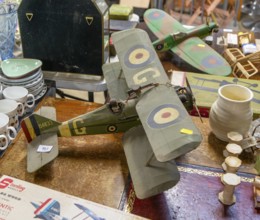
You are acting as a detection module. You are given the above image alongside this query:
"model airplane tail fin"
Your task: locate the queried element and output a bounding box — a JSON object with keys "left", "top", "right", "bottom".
{"left": 21, "top": 114, "right": 61, "bottom": 142}
{"left": 33, "top": 198, "right": 61, "bottom": 217}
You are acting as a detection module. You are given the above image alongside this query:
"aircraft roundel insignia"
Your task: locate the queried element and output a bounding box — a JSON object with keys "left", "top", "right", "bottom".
{"left": 107, "top": 125, "right": 117, "bottom": 132}
{"left": 155, "top": 44, "right": 163, "bottom": 51}
{"left": 146, "top": 10, "right": 165, "bottom": 20}
{"left": 201, "top": 55, "right": 224, "bottom": 68}
{"left": 147, "top": 104, "right": 184, "bottom": 129}
{"left": 124, "top": 45, "right": 155, "bottom": 68}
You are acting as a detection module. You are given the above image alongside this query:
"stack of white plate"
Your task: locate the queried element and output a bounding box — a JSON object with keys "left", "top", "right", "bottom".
{"left": 0, "top": 58, "right": 47, "bottom": 101}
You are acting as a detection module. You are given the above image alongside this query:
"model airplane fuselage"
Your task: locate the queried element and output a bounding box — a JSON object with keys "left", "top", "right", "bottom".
{"left": 153, "top": 22, "right": 218, "bottom": 52}
{"left": 23, "top": 99, "right": 140, "bottom": 140}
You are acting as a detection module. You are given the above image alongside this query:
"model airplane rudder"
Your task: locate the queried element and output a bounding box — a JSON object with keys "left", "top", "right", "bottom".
{"left": 21, "top": 114, "right": 61, "bottom": 142}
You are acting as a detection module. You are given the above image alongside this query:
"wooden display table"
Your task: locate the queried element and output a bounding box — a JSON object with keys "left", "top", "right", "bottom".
{"left": 0, "top": 96, "right": 258, "bottom": 219}
{"left": 0, "top": 97, "right": 129, "bottom": 209}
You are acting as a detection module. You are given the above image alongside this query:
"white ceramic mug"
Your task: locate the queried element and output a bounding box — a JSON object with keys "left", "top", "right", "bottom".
{"left": 0, "top": 99, "right": 24, "bottom": 129}
{"left": 0, "top": 113, "right": 17, "bottom": 150}
{"left": 3, "top": 86, "right": 35, "bottom": 114}
{"left": 0, "top": 84, "right": 3, "bottom": 100}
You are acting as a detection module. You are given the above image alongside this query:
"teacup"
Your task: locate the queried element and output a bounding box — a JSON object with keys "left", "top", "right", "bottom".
{"left": 0, "top": 84, "right": 3, "bottom": 100}
{"left": 3, "top": 86, "right": 35, "bottom": 114}
{"left": 0, "top": 113, "right": 17, "bottom": 150}
{"left": 0, "top": 99, "right": 24, "bottom": 129}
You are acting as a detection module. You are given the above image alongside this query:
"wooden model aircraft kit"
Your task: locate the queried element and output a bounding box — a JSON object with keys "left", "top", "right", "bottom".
{"left": 21, "top": 28, "right": 203, "bottom": 199}
{"left": 143, "top": 9, "right": 232, "bottom": 76}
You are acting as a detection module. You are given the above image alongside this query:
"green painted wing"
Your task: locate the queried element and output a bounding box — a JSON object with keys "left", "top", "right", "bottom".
{"left": 171, "top": 37, "right": 231, "bottom": 76}
{"left": 144, "top": 8, "right": 188, "bottom": 38}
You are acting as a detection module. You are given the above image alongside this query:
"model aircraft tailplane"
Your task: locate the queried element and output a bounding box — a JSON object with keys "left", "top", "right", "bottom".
{"left": 21, "top": 113, "right": 61, "bottom": 143}
{"left": 24, "top": 107, "right": 59, "bottom": 173}
{"left": 33, "top": 198, "right": 61, "bottom": 217}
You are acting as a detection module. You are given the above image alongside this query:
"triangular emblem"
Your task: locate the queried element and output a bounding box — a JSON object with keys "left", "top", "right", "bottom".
{"left": 85, "top": 16, "right": 93, "bottom": 25}
{"left": 26, "top": 13, "right": 33, "bottom": 21}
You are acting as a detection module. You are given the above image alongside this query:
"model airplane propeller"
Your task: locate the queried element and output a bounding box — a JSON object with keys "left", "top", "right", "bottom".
{"left": 21, "top": 28, "right": 202, "bottom": 199}
{"left": 144, "top": 9, "right": 232, "bottom": 76}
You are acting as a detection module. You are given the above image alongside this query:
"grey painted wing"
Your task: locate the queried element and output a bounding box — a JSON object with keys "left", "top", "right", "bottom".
{"left": 123, "top": 125, "right": 180, "bottom": 199}
{"left": 102, "top": 62, "right": 129, "bottom": 101}
{"left": 111, "top": 28, "right": 168, "bottom": 89}
{"left": 136, "top": 85, "right": 202, "bottom": 162}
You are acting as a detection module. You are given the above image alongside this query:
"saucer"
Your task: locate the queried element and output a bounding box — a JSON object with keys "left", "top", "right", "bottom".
{"left": 1, "top": 58, "right": 42, "bottom": 79}
{"left": 0, "top": 68, "right": 42, "bottom": 84}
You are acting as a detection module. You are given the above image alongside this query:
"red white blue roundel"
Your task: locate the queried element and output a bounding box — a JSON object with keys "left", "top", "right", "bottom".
{"left": 146, "top": 10, "right": 165, "bottom": 20}
{"left": 124, "top": 44, "right": 155, "bottom": 69}
{"left": 147, "top": 104, "right": 184, "bottom": 129}
{"left": 107, "top": 125, "right": 117, "bottom": 132}
{"left": 201, "top": 55, "right": 224, "bottom": 68}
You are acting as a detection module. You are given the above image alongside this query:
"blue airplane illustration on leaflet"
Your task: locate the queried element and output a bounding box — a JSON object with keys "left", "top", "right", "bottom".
{"left": 31, "top": 198, "right": 105, "bottom": 220}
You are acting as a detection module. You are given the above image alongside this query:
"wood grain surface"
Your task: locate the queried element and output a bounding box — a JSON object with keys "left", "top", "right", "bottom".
{"left": 0, "top": 97, "right": 129, "bottom": 209}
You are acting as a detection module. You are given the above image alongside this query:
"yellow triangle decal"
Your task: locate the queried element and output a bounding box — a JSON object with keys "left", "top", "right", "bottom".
{"left": 85, "top": 16, "right": 93, "bottom": 25}
{"left": 26, "top": 13, "right": 33, "bottom": 21}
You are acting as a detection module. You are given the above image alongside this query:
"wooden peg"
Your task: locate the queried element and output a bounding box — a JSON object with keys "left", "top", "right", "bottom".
{"left": 223, "top": 143, "right": 243, "bottom": 158}
{"left": 227, "top": 131, "right": 243, "bottom": 144}
{"left": 253, "top": 176, "right": 260, "bottom": 208}
{"left": 222, "top": 156, "right": 242, "bottom": 173}
{"left": 219, "top": 173, "right": 241, "bottom": 205}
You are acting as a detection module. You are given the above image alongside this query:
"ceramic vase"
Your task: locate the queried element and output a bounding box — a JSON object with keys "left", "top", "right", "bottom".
{"left": 209, "top": 84, "right": 253, "bottom": 142}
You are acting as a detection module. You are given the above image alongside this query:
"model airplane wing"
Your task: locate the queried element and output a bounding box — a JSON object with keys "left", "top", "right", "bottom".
{"left": 136, "top": 85, "right": 202, "bottom": 162}
{"left": 170, "top": 37, "right": 231, "bottom": 76}
{"left": 102, "top": 62, "right": 129, "bottom": 101}
{"left": 123, "top": 126, "right": 180, "bottom": 199}
{"left": 144, "top": 8, "right": 188, "bottom": 38}
{"left": 144, "top": 9, "right": 231, "bottom": 76}
{"left": 111, "top": 28, "right": 169, "bottom": 89}
{"left": 112, "top": 29, "right": 202, "bottom": 162}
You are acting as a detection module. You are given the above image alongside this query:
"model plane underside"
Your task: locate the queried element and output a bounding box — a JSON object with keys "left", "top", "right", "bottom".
{"left": 144, "top": 9, "right": 231, "bottom": 76}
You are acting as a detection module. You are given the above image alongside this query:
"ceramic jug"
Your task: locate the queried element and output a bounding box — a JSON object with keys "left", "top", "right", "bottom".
{"left": 209, "top": 84, "right": 253, "bottom": 142}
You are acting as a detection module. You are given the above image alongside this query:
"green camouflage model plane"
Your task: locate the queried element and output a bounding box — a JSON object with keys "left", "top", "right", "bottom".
{"left": 21, "top": 28, "right": 202, "bottom": 199}
{"left": 144, "top": 9, "right": 232, "bottom": 76}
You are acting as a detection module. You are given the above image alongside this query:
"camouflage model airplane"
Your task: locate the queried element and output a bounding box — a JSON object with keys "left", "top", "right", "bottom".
{"left": 21, "top": 28, "right": 202, "bottom": 199}
{"left": 144, "top": 9, "right": 232, "bottom": 76}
